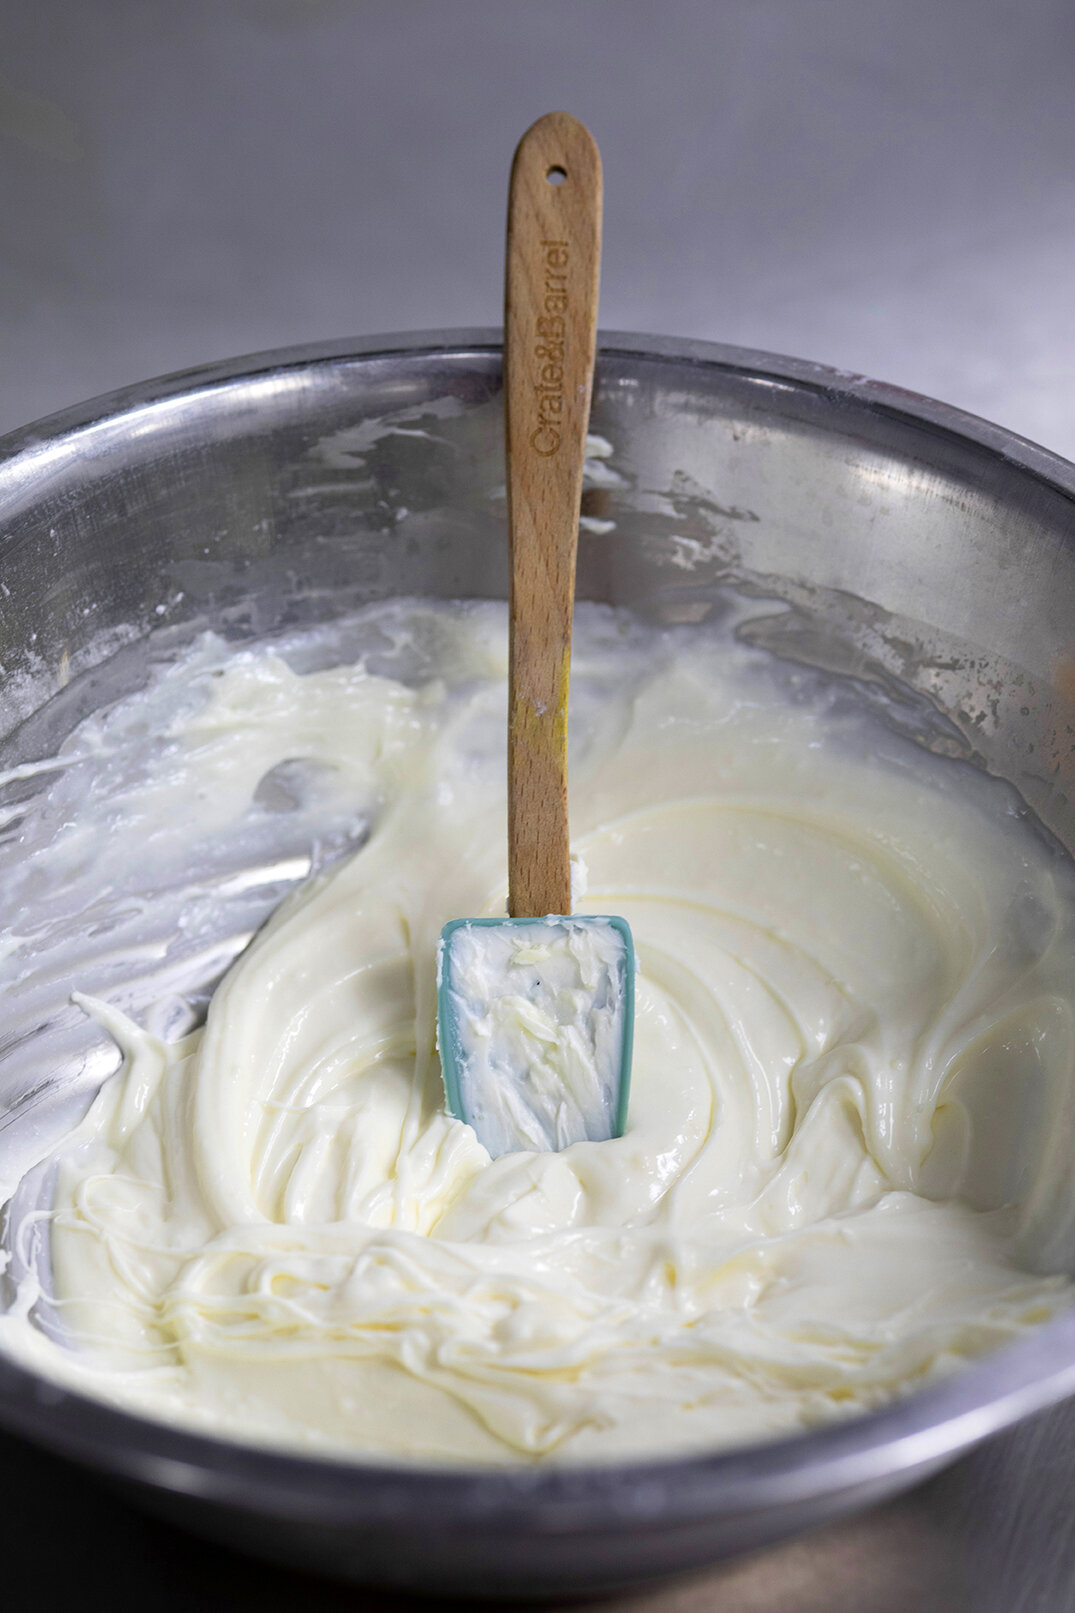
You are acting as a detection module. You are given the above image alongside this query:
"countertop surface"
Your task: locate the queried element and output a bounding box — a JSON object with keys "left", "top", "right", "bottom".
{"left": 3, "top": 2, "right": 1075, "bottom": 1607}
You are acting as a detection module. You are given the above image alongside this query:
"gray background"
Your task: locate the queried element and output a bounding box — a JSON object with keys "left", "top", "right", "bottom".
{"left": 3, "top": 2, "right": 1075, "bottom": 1609}
{"left": 3, "top": 0, "right": 1075, "bottom": 457}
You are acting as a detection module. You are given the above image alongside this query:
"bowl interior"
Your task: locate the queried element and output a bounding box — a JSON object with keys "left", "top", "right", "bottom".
{"left": 2, "top": 332, "right": 1075, "bottom": 1592}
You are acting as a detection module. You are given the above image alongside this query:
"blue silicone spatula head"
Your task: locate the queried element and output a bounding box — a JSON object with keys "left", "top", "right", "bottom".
{"left": 438, "top": 915, "right": 634, "bottom": 1158}
{"left": 435, "top": 112, "right": 634, "bottom": 1158}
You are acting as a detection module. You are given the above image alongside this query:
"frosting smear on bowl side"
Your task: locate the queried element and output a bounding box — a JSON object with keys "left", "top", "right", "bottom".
{"left": 1, "top": 599, "right": 1074, "bottom": 1465}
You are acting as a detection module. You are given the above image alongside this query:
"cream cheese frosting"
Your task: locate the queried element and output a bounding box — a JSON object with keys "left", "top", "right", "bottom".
{"left": 1, "top": 598, "right": 1074, "bottom": 1465}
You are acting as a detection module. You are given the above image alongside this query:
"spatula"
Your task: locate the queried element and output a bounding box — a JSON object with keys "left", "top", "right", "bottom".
{"left": 436, "top": 111, "right": 635, "bottom": 1159}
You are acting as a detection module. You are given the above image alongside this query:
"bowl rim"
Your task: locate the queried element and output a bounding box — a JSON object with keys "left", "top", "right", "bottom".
{"left": 3, "top": 328, "right": 1075, "bottom": 1530}
{"left": 3, "top": 326, "right": 1075, "bottom": 505}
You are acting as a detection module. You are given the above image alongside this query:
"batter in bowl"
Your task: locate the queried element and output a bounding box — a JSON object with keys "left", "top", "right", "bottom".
{"left": 1, "top": 599, "right": 1073, "bottom": 1463}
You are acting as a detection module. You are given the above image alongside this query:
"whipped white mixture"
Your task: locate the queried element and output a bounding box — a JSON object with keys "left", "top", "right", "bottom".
{"left": 1, "top": 599, "right": 1074, "bottom": 1465}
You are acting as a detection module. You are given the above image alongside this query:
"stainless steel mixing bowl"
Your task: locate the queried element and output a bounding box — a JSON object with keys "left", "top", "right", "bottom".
{"left": 2, "top": 332, "right": 1075, "bottom": 1599}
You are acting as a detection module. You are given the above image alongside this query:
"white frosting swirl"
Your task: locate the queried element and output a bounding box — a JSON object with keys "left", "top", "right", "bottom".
{"left": 2, "top": 602, "right": 1073, "bottom": 1464}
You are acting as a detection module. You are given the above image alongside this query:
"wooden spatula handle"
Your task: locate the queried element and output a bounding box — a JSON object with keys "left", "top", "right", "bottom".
{"left": 505, "top": 112, "right": 602, "bottom": 919}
